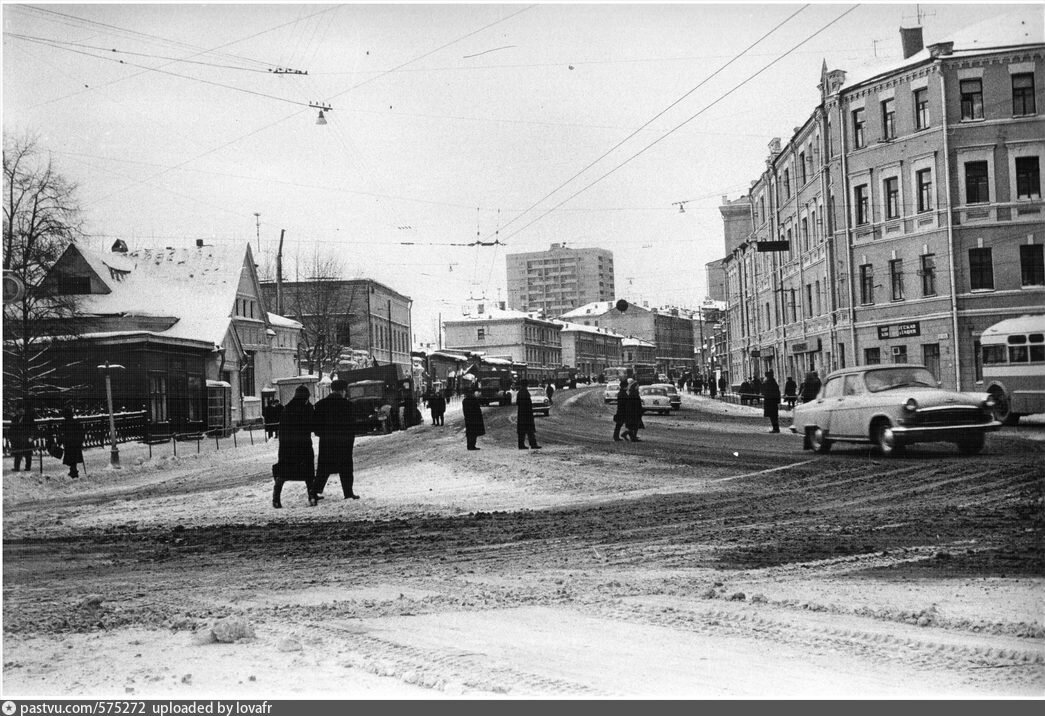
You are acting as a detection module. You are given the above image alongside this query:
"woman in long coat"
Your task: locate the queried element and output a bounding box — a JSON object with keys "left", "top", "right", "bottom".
{"left": 612, "top": 379, "right": 628, "bottom": 441}
{"left": 275, "top": 385, "right": 317, "bottom": 508}
{"left": 621, "top": 379, "right": 644, "bottom": 442}
{"left": 762, "top": 370, "right": 782, "bottom": 433}
{"left": 515, "top": 380, "right": 540, "bottom": 449}
{"left": 60, "top": 406, "right": 85, "bottom": 478}
{"left": 462, "top": 389, "right": 485, "bottom": 450}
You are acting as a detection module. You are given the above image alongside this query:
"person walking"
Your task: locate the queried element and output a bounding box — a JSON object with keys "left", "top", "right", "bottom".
{"left": 462, "top": 389, "right": 485, "bottom": 450}
{"left": 708, "top": 375, "right": 718, "bottom": 399}
{"left": 274, "top": 385, "right": 318, "bottom": 508}
{"left": 59, "top": 406, "right": 85, "bottom": 478}
{"left": 800, "top": 370, "right": 822, "bottom": 403}
{"left": 545, "top": 382, "right": 556, "bottom": 405}
{"left": 783, "top": 376, "right": 798, "bottom": 409}
{"left": 612, "top": 379, "right": 628, "bottom": 441}
{"left": 9, "top": 400, "right": 36, "bottom": 472}
{"left": 621, "top": 379, "right": 644, "bottom": 442}
{"left": 718, "top": 376, "right": 728, "bottom": 399}
{"left": 515, "top": 380, "right": 542, "bottom": 450}
{"left": 762, "top": 369, "right": 782, "bottom": 433}
{"left": 429, "top": 390, "right": 446, "bottom": 426}
{"left": 313, "top": 379, "right": 360, "bottom": 501}
{"left": 264, "top": 397, "right": 283, "bottom": 440}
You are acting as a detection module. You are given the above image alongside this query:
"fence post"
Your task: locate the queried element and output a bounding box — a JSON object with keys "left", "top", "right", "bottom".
{"left": 214, "top": 430, "right": 220, "bottom": 451}
{"left": 248, "top": 426, "right": 253, "bottom": 446}
{"left": 233, "top": 429, "right": 238, "bottom": 448}
{"left": 172, "top": 434, "right": 177, "bottom": 457}
{"left": 197, "top": 433, "right": 201, "bottom": 454}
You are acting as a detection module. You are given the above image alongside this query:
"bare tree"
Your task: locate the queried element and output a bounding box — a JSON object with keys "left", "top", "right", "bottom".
{"left": 3, "top": 133, "right": 86, "bottom": 409}
{"left": 286, "top": 250, "right": 362, "bottom": 379}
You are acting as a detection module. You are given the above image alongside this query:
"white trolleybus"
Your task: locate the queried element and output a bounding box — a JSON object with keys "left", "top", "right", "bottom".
{"left": 981, "top": 314, "right": 1045, "bottom": 426}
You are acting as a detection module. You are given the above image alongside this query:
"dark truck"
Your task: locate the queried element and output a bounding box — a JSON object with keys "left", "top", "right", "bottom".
{"left": 336, "top": 363, "right": 418, "bottom": 432}
{"left": 476, "top": 357, "right": 514, "bottom": 406}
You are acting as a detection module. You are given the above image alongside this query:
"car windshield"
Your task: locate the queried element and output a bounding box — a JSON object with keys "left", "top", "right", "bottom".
{"left": 528, "top": 387, "right": 546, "bottom": 397}
{"left": 863, "top": 367, "right": 937, "bottom": 393}
{"left": 641, "top": 387, "right": 667, "bottom": 396}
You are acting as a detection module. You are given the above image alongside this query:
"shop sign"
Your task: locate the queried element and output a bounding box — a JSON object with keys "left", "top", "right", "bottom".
{"left": 877, "top": 321, "right": 921, "bottom": 339}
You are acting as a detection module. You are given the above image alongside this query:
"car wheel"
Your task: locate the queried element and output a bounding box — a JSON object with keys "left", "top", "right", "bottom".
{"left": 956, "top": 433, "right": 985, "bottom": 455}
{"left": 808, "top": 426, "right": 831, "bottom": 454}
{"left": 989, "top": 388, "right": 1020, "bottom": 426}
{"left": 874, "top": 420, "right": 901, "bottom": 457}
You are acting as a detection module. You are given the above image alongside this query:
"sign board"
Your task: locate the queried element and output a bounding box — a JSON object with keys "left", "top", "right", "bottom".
{"left": 756, "top": 241, "right": 790, "bottom": 253}
{"left": 877, "top": 321, "right": 921, "bottom": 339}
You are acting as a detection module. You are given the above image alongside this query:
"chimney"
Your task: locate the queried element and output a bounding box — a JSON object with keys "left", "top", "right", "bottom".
{"left": 111, "top": 239, "right": 128, "bottom": 253}
{"left": 900, "top": 26, "right": 924, "bottom": 59}
{"left": 196, "top": 239, "right": 204, "bottom": 248}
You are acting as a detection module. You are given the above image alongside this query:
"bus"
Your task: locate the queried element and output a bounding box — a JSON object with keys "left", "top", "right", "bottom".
{"left": 602, "top": 366, "right": 629, "bottom": 384}
{"left": 981, "top": 314, "right": 1045, "bottom": 425}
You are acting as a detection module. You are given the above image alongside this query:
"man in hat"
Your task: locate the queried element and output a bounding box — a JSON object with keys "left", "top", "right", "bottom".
{"left": 515, "top": 379, "right": 542, "bottom": 450}
{"left": 762, "top": 369, "right": 782, "bottom": 433}
{"left": 275, "top": 385, "right": 318, "bottom": 508}
{"left": 313, "top": 379, "right": 360, "bottom": 500}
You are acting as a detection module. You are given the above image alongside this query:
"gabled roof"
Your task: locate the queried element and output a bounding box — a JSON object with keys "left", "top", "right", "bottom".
{"left": 67, "top": 242, "right": 261, "bottom": 348}
{"left": 553, "top": 319, "right": 625, "bottom": 338}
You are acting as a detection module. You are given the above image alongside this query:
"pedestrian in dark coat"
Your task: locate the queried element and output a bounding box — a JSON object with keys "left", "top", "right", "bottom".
{"left": 800, "top": 370, "right": 822, "bottom": 403}
{"left": 718, "top": 376, "right": 728, "bottom": 398}
{"left": 739, "top": 379, "right": 753, "bottom": 405}
{"left": 274, "top": 385, "right": 317, "bottom": 508}
{"left": 708, "top": 375, "right": 718, "bottom": 399}
{"left": 429, "top": 391, "right": 446, "bottom": 425}
{"left": 8, "top": 400, "right": 36, "bottom": 471}
{"left": 783, "top": 377, "right": 798, "bottom": 409}
{"left": 462, "top": 389, "right": 485, "bottom": 450}
{"left": 762, "top": 370, "right": 782, "bottom": 433}
{"left": 264, "top": 398, "right": 283, "bottom": 439}
{"left": 515, "top": 380, "right": 542, "bottom": 449}
{"left": 621, "top": 379, "right": 644, "bottom": 442}
{"left": 59, "top": 406, "right": 85, "bottom": 478}
{"left": 545, "top": 382, "right": 555, "bottom": 404}
{"left": 612, "top": 379, "right": 628, "bottom": 441}
{"left": 313, "top": 380, "right": 359, "bottom": 500}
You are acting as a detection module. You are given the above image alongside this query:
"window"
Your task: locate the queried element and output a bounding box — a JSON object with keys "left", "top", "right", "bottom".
{"left": 1021, "top": 244, "right": 1045, "bottom": 286}
{"left": 55, "top": 275, "right": 91, "bottom": 294}
{"left": 860, "top": 264, "right": 874, "bottom": 304}
{"left": 852, "top": 108, "right": 865, "bottom": 148}
{"left": 148, "top": 373, "right": 168, "bottom": 423}
{"left": 805, "top": 284, "right": 813, "bottom": 318}
{"left": 914, "top": 88, "right": 929, "bottom": 129}
{"left": 891, "top": 345, "right": 908, "bottom": 364}
{"left": 801, "top": 218, "right": 809, "bottom": 252}
{"left": 920, "top": 254, "right": 936, "bottom": 296}
{"left": 884, "top": 177, "right": 900, "bottom": 219}
{"left": 759, "top": 196, "right": 766, "bottom": 224}
{"left": 916, "top": 168, "right": 933, "bottom": 213}
{"left": 969, "top": 247, "right": 994, "bottom": 290}
{"left": 783, "top": 168, "right": 791, "bottom": 199}
{"left": 923, "top": 344, "right": 941, "bottom": 381}
{"left": 960, "top": 79, "right": 984, "bottom": 120}
{"left": 854, "top": 184, "right": 870, "bottom": 225}
{"left": 476, "top": 327, "right": 485, "bottom": 340}
{"left": 1016, "top": 157, "right": 1041, "bottom": 199}
{"left": 963, "top": 161, "right": 990, "bottom": 204}
{"left": 881, "top": 98, "right": 895, "bottom": 139}
{"left": 1012, "top": 73, "right": 1036, "bottom": 115}
{"left": 889, "top": 259, "right": 905, "bottom": 301}
{"left": 799, "top": 152, "right": 807, "bottom": 184}
{"left": 240, "top": 350, "right": 256, "bottom": 397}
{"left": 864, "top": 347, "right": 881, "bottom": 365}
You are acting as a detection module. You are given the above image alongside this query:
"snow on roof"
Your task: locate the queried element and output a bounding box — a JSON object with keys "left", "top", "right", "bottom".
{"left": 841, "top": 8, "right": 1043, "bottom": 91}
{"left": 554, "top": 319, "right": 625, "bottom": 338}
{"left": 75, "top": 243, "right": 252, "bottom": 347}
{"left": 267, "top": 312, "right": 302, "bottom": 329}
{"left": 447, "top": 305, "right": 557, "bottom": 324}
{"left": 622, "top": 337, "right": 655, "bottom": 348}
{"left": 559, "top": 301, "right": 616, "bottom": 318}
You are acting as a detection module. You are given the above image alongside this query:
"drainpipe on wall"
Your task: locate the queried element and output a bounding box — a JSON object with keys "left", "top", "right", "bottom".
{"left": 939, "top": 65, "right": 963, "bottom": 391}
{"left": 838, "top": 95, "right": 858, "bottom": 366}
{"left": 818, "top": 108, "right": 838, "bottom": 370}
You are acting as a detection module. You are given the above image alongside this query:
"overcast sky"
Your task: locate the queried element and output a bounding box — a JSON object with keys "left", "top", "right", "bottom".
{"left": 2, "top": 1, "right": 1036, "bottom": 346}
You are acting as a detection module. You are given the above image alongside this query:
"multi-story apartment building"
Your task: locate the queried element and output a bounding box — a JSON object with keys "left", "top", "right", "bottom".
{"left": 560, "top": 300, "right": 695, "bottom": 378}
{"left": 506, "top": 243, "right": 615, "bottom": 317}
{"left": 719, "top": 14, "right": 1043, "bottom": 391}
{"left": 554, "top": 321, "right": 625, "bottom": 379}
{"left": 260, "top": 278, "right": 413, "bottom": 377}
{"left": 442, "top": 304, "right": 563, "bottom": 383}
{"left": 621, "top": 337, "right": 656, "bottom": 366}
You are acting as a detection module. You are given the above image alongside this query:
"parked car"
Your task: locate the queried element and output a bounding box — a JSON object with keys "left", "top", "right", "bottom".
{"left": 653, "top": 382, "right": 682, "bottom": 410}
{"left": 789, "top": 364, "right": 1000, "bottom": 457}
{"left": 529, "top": 386, "right": 551, "bottom": 417}
{"left": 604, "top": 383, "right": 620, "bottom": 403}
{"left": 639, "top": 385, "right": 672, "bottom": 415}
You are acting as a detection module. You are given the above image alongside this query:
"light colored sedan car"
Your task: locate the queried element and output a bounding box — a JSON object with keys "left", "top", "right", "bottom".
{"left": 604, "top": 383, "right": 620, "bottom": 403}
{"left": 653, "top": 382, "right": 682, "bottom": 410}
{"left": 790, "top": 364, "right": 1000, "bottom": 457}
{"left": 639, "top": 385, "right": 672, "bottom": 415}
{"left": 528, "top": 387, "right": 551, "bottom": 416}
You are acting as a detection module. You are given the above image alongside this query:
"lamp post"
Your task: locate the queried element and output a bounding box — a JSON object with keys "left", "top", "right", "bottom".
{"left": 98, "top": 361, "right": 125, "bottom": 468}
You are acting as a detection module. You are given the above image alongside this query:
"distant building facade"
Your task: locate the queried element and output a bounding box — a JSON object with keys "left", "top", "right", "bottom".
{"left": 443, "top": 304, "right": 563, "bottom": 383}
{"left": 506, "top": 243, "right": 615, "bottom": 317}
{"left": 554, "top": 321, "right": 624, "bottom": 378}
{"left": 717, "top": 16, "right": 1044, "bottom": 391}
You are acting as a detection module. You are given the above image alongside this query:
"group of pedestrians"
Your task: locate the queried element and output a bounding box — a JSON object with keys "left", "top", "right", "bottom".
{"left": 273, "top": 380, "right": 360, "bottom": 509}
{"left": 612, "top": 378, "right": 644, "bottom": 442}
{"left": 761, "top": 369, "right": 821, "bottom": 433}
{"left": 459, "top": 380, "right": 547, "bottom": 451}
{"left": 8, "top": 400, "right": 86, "bottom": 478}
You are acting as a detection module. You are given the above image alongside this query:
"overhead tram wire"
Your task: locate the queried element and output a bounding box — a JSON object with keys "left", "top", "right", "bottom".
{"left": 478, "top": 4, "right": 811, "bottom": 244}
{"left": 494, "top": 4, "right": 862, "bottom": 247}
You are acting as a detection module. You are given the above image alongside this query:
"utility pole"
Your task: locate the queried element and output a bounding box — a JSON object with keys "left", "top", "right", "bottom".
{"left": 276, "top": 229, "right": 285, "bottom": 315}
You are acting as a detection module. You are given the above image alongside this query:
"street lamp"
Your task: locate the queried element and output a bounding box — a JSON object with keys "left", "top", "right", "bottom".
{"left": 98, "top": 361, "right": 126, "bottom": 468}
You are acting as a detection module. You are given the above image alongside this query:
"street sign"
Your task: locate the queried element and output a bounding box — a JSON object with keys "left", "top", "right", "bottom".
{"left": 756, "top": 241, "right": 790, "bottom": 252}
{"left": 3, "top": 270, "right": 25, "bottom": 304}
